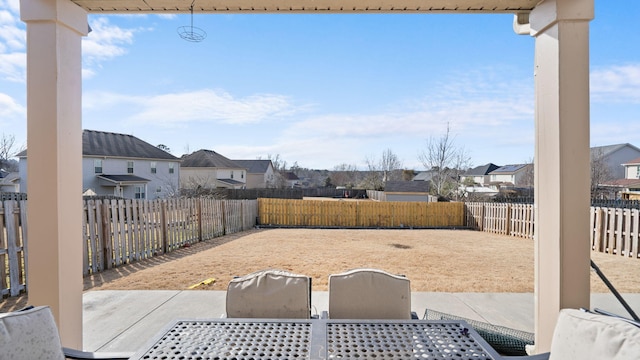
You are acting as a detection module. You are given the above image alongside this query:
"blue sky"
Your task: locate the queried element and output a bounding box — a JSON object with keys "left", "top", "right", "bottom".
{"left": 1, "top": 1, "right": 639, "bottom": 171}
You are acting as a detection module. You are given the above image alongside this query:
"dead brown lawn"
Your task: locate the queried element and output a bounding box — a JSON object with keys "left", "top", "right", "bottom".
{"left": 4, "top": 228, "right": 640, "bottom": 312}
{"left": 82, "top": 228, "right": 640, "bottom": 294}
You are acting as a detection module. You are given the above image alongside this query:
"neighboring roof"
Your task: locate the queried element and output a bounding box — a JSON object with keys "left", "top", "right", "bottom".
{"left": 97, "top": 174, "right": 150, "bottom": 184}
{"left": 464, "top": 163, "right": 501, "bottom": 176}
{"left": 0, "top": 172, "right": 19, "bottom": 185}
{"left": 282, "top": 171, "right": 299, "bottom": 181}
{"left": 181, "top": 150, "right": 244, "bottom": 169}
{"left": 623, "top": 157, "right": 640, "bottom": 166}
{"left": 233, "top": 160, "right": 273, "bottom": 174}
{"left": 601, "top": 179, "right": 640, "bottom": 188}
{"left": 384, "top": 180, "right": 430, "bottom": 193}
{"left": 591, "top": 143, "right": 640, "bottom": 158}
{"left": 217, "top": 178, "right": 245, "bottom": 186}
{"left": 17, "top": 130, "right": 178, "bottom": 160}
{"left": 412, "top": 171, "right": 434, "bottom": 181}
{"left": 490, "top": 164, "right": 530, "bottom": 175}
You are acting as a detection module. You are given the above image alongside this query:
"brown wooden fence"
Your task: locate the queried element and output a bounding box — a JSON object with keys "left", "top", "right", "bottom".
{"left": 590, "top": 207, "right": 640, "bottom": 258}
{"left": 82, "top": 198, "right": 257, "bottom": 275}
{"left": 0, "top": 200, "right": 28, "bottom": 297}
{"left": 5, "top": 199, "right": 640, "bottom": 298}
{"left": 258, "top": 198, "right": 465, "bottom": 228}
{"left": 465, "top": 202, "right": 535, "bottom": 239}
{"left": 1, "top": 198, "right": 257, "bottom": 297}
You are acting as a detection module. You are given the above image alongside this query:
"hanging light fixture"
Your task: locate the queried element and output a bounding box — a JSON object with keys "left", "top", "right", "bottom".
{"left": 177, "top": 0, "right": 207, "bottom": 42}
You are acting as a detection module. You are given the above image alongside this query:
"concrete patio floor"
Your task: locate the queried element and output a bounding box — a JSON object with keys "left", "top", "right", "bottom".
{"left": 83, "top": 290, "right": 640, "bottom": 352}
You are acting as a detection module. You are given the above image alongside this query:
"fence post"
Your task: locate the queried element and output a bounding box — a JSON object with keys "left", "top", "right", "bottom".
{"left": 221, "top": 200, "right": 227, "bottom": 235}
{"left": 161, "top": 201, "right": 168, "bottom": 254}
{"left": 506, "top": 204, "right": 512, "bottom": 236}
{"left": 5, "top": 201, "right": 22, "bottom": 296}
{"left": 101, "top": 200, "right": 112, "bottom": 270}
{"left": 197, "top": 198, "right": 203, "bottom": 241}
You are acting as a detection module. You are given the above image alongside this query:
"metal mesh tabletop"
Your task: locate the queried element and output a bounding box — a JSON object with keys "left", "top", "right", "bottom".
{"left": 132, "top": 319, "right": 500, "bottom": 360}
{"left": 137, "top": 320, "right": 312, "bottom": 360}
{"left": 326, "top": 322, "right": 497, "bottom": 359}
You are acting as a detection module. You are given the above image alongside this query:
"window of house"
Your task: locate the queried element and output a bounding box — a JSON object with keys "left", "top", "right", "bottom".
{"left": 241, "top": 172, "right": 244, "bottom": 179}
{"left": 94, "top": 159, "right": 102, "bottom": 174}
{"left": 231, "top": 171, "right": 234, "bottom": 179}
{"left": 127, "top": 161, "right": 134, "bottom": 174}
{"left": 150, "top": 162, "right": 157, "bottom": 174}
{"left": 156, "top": 186, "right": 162, "bottom": 193}
{"left": 169, "top": 163, "right": 174, "bottom": 174}
{"left": 134, "top": 185, "right": 146, "bottom": 199}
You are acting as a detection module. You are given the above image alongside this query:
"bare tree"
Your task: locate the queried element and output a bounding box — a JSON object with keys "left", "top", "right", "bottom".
{"left": 380, "top": 148, "right": 403, "bottom": 183}
{"left": 418, "top": 123, "right": 471, "bottom": 198}
{"left": 361, "top": 155, "right": 383, "bottom": 190}
{"left": 330, "top": 163, "right": 358, "bottom": 188}
{"left": 360, "top": 149, "right": 403, "bottom": 190}
{"left": 0, "top": 133, "right": 24, "bottom": 172}
{"left": 591, "top": 148, "right": 613, "bottom": 199}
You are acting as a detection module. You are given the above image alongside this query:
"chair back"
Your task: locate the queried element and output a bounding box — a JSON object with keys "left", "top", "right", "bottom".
{"left": 549, "top": 309, "right": 640, "bottom": 360}
{"left": 226, "top": 269, "right": 312, "bottom": 319}
{"left": 328, "top": 268, "right": 411, "bottom": 319}
{"left": 0, "top": 306, "right": 65, "bottom": 360}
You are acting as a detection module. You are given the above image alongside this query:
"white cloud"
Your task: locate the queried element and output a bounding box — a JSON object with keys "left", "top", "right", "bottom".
{"left": 591, "top": 64, "right": 640, "bottom": 103}
{"left": 0, "top": 92, "right": 25, "bottom": 119}
{"left": 82, "top": 17, "right": 139, "bottom": 77}
{"left": 0, "top": 4, "right": 26, "bottom": 82}
{"left": 85, "top": 89, "right": 304, "bottom": 126}
{"left": 282, "top": 70, "right": 534, "bottom": 144}
{"left": 0, "top": 52, "right": 25, "bottom": 82}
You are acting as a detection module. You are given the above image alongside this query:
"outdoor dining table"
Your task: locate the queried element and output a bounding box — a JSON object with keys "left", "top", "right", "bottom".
{"left": 130, "top": 317, "right": 504, "bottom": 359}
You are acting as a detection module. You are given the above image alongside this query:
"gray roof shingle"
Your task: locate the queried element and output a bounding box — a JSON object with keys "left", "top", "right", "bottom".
{"left": 17, "top": 130, "right": 178, "bottom": 160}
{"left": 181, "top": 149, "right": 244, "bottom": 168}
{"left": 464, "top": 163, "right": 501, "bottom": 176}
{"left": 233, "top": 160, "right": 273, "bottom": 174}
{"left": 384, "top": 180, "right": 431, "bottom": 193}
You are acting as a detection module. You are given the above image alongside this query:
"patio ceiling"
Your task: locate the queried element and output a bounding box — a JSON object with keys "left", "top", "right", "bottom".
{"left": 70, "top": 0, "right": 537, "bottom": 13}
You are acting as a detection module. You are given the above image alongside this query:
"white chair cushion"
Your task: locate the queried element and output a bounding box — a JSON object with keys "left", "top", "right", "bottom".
{"left": 226, "top": 269, "right": 311, "bottom": 319}
{"left": 329, "top": 268, "right": 411, "bottom": 319}
{"left": 549, "top": 309, "right": 640, "bottom": 360}
{"left": 0, "top": 306, "right": 65, "bottom": 360}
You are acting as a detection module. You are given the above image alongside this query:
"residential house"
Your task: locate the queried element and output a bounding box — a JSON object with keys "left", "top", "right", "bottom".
{"left": 18, "top": 130, "right": 180, "bottom": 199}
{"left": 460, "top": 163, "right": 501, "bottom": 186}
{"left": 591, "top": 143, "right": 640, "bottom": 180}
{"left": 488, "top": 164, "right": 534, "bottom": 190}
{"left": 382, "top": 180, "right": 434, "bottom": 202}
{"left": 602, "top": 157, "right": 640, "bottom": 200}
{"left": 232, "top": 159, "right": 276, "bottom": 189}
{"left": 180, "top": 150, "right": 246, "bottom": 190}
{"left": 0, "top": 170, "right": 20, "bottom": 193}
{"left": 281, "top": 171, "right": 300, "bottom": 188}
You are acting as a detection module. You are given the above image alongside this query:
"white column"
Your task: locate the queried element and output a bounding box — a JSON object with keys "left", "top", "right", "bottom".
{"left": 20, "top": 0, "right": 87, "bottom": 348}
{"left": 530, "top": 0, "right": 593, "bottom": 352}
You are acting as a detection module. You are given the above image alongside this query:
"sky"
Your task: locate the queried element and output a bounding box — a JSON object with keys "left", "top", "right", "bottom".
{"left": 1, "top": 1, "right": 639, "bottom": 171}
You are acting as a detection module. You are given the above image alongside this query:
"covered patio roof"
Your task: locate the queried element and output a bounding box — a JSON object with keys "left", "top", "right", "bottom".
{"left": 70, "top": 0, "right": 538, "bottom": 13}
{"left": 20, "top": 0, "right": 593, "bottom": 355}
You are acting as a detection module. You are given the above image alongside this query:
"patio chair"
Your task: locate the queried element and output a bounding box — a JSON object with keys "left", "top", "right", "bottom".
{"left": 503, "top": 308, "right": 640, "bottom": 360}
{"left": 328, "top": 268, "right": 413, "bottom": 319}
{"left": 226, "top": 269, "right": 312, "bottom": 319}
{"left": 0, "top": 305, "right": 132, "bottom": 360}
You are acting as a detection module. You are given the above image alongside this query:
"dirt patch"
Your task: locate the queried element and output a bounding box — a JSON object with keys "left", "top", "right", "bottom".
{"left": 3, "top": 228, "right": 639, "bottom": 313}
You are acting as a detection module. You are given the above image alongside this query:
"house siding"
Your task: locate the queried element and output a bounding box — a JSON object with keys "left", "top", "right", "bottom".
{"left": 83, "top": 157, "right": 180, "bottom": 199}
{"left": 603, "top": 146, "right": 640, "bottom": 179}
